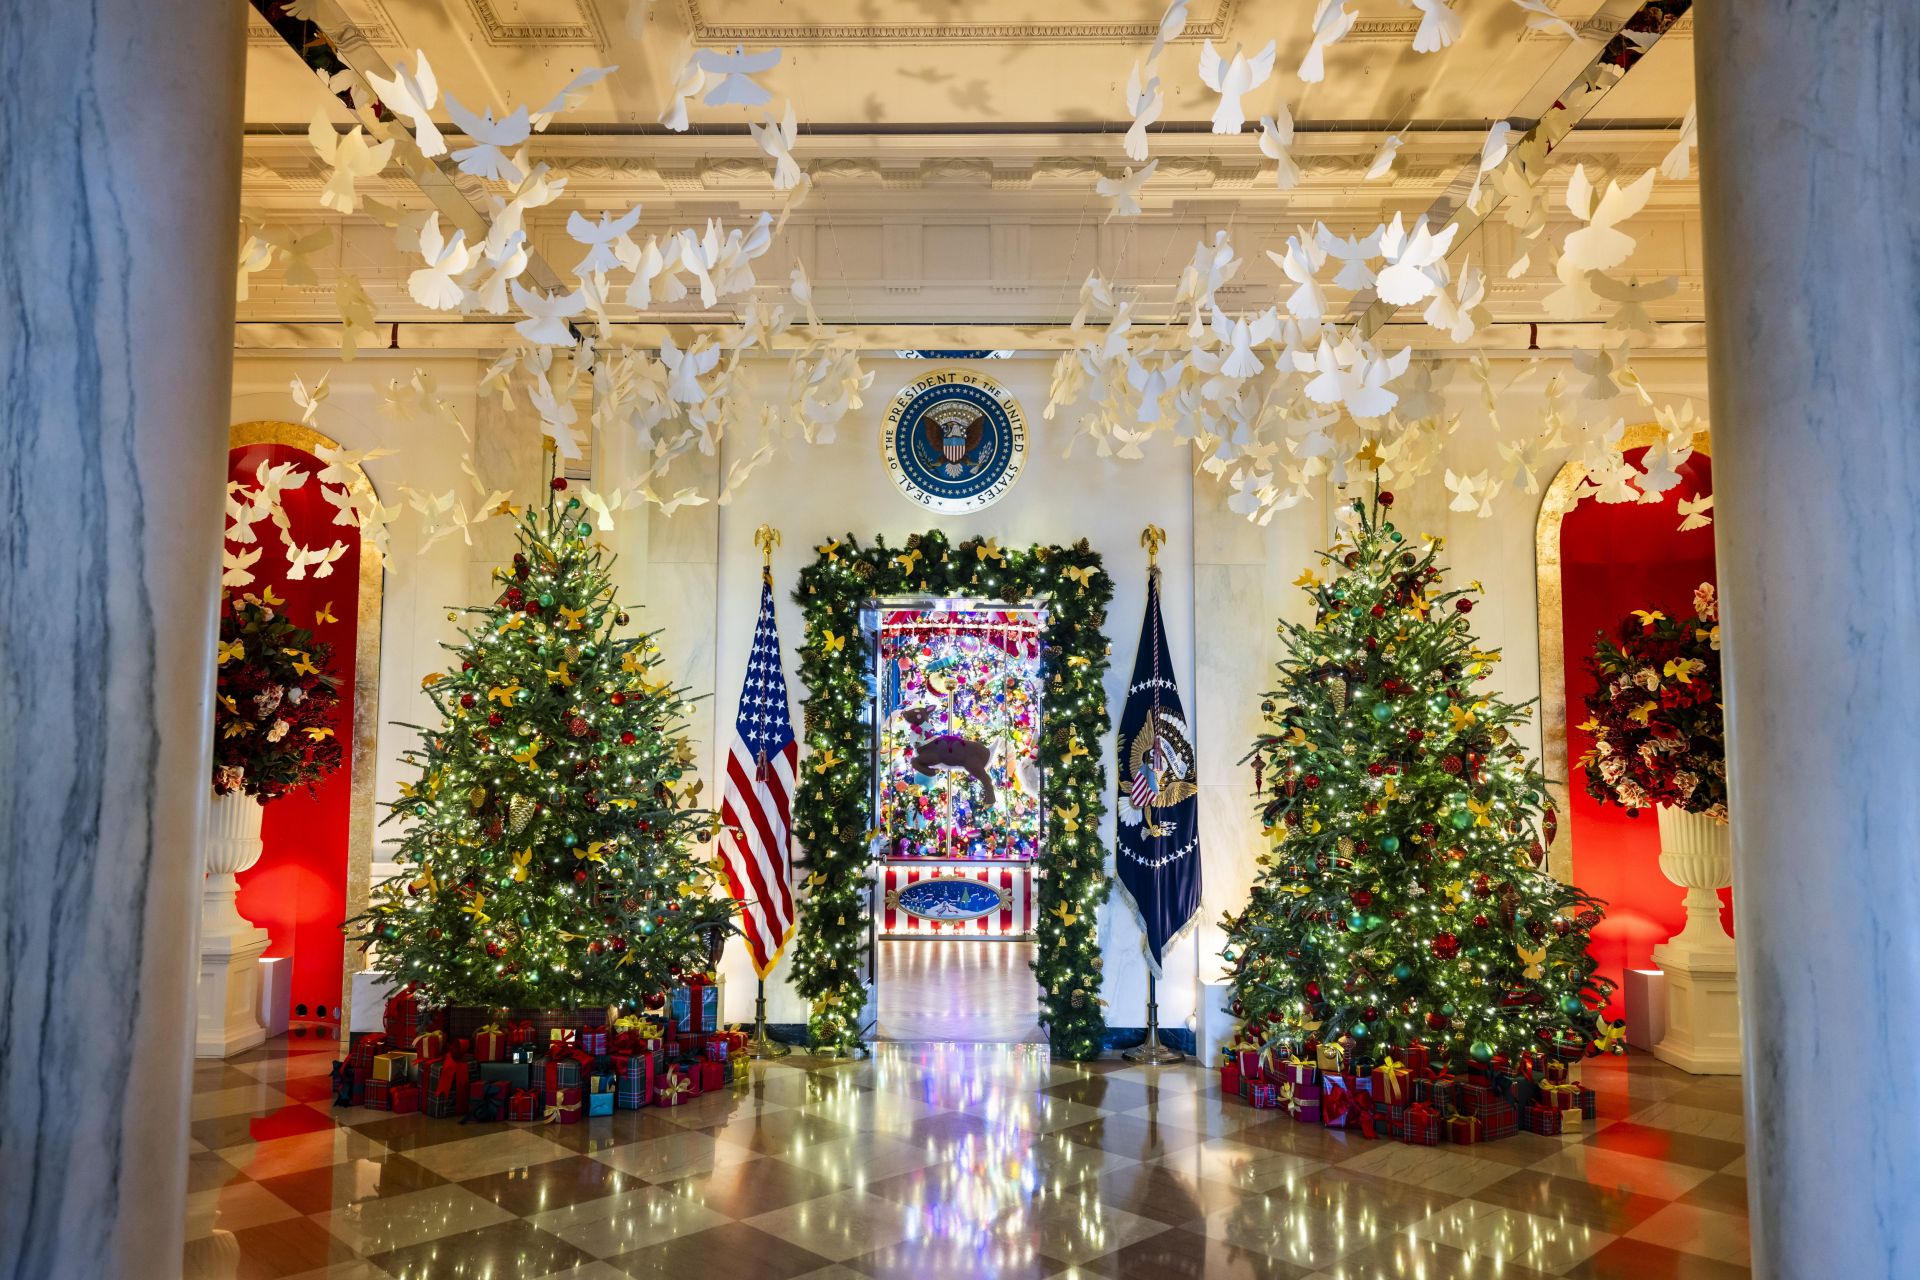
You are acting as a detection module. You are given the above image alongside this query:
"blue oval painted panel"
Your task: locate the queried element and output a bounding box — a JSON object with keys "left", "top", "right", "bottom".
{"left": 897, "top": 878, "right": 1003, "bottom": 921}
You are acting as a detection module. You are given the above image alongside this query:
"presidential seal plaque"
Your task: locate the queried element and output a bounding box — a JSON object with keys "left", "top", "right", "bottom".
{"left": 881, "top": 367, "right": 1027, "bottom": 513}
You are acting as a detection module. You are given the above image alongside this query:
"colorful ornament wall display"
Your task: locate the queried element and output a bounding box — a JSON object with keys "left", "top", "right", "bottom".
{"left": 351, "top": 474, "right": 734, "bottom": 1009}
{"left": 876, "top": 608, "right": 1044, "bottom": 862}
{"left": 790, "top": 530, "right": 1113, "bottom": 1058}
{"left": 1223, "top": 493, "right": 1617, "bottom": 1069}
{"left": 213, "top": 591, "right": 344, "bottom": 800}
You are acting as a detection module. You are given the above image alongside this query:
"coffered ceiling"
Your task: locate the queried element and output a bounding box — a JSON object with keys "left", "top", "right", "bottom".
{"left": 243, "top": 0, "right": 1693, "bottom": 131}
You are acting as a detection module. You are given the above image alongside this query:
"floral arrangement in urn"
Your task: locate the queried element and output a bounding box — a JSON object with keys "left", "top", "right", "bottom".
{"left": 213, "top": 588, "right": 343, "bottom": 799}
{"left": 1578, "top": 583, "right": 1726, "bottom": 822}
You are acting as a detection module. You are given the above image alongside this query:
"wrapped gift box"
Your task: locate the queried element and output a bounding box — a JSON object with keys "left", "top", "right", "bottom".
{"left": 474, "top": 1027, "right": 508, "bottom": 1063}
{"left": 364, "top": 1079, "right": 393, "bottom": 1111}
{"left": 1521, "top": 1103, "right": 1564, "bottom": 1136}
{"left": 706, "top": 1039, "right": 730, "bottom": 1063}
{"left": 696, "top": 1060, "right": 724, "bottom": 1093}
{"left": 614, "top": 1053, "right": 653, "bottom": 1109}
{"left": 390, "top": 1084, "right": 421, "bottom": 1115}
{"left": 1247, "top": 1081, "right": 1279, "bottom": 1109}
{"left": 1234, "top": 1048, "right": 1265, "bottom": 1085}
{"left": 1392, "top": 1102, "right": 1443, "bottom": 1146}
{"left": 1319, "top": 1072, "right": 1372, "bottom": 1131}
{"left": 652, "top": 1066, "right": 699, "bottom": 1107}
{"left": 423, "top": 1056, "right": 473, "bottom": 1118}
{"left": 1219, "top": 1064, "right": 1242, "bottom": 1095}
{"left": 1282, "top": 1082, "right": 1322, "bottom": 1124}
{"left": 579, "top": 1025, "right": 610, "bottom": 1056}
{"left": 669, "top": 979, "right": 722, "bottom": 1035}
{"left": 1447, "top": 1114, "right": 1487, "bottom": 1145}
{"left": 463, "top": 1080, "right": 511, "bottom": 1124}
{"left": 508, "top": 1087, "right": 545, "bottom": 1123}
{"left": 587, "top": 1087, "right": 615, "bottom": 1117}
{"left": 1574, "top": 1085, "right": 1597, "bottom": 1120}
{"left": 545, "top": 1058, "right": 584, "bottom": 1092}
{"left": 1411, "top": 1074, "right": 1456, "bottom": 1112}
{"left": 372, "top": 1051, "right": 416, "bottom": 1084}
{"left": 1279, "top": 1059, "right": 1318, "bottom": 1089}
{"left": 411, "top": 1030, "right": 445, "bottom": 1063}
{"left": 1472, "top": 1098, "right": 1520, "bottom": 1140}
{"left": 348, "top": 1032, "right": 388, "bottom": 1077}
{"left": 1371, "top": 1060, "right": 1412, "bottom": 1108}
{"left": 384, "top": 986, "right": 423, "bottom": 1046}
{"left": 1315, "top": 1042, "right": 1348, "bottom": 1073}
{"left": 330, "top": 1060, "right": 363, "bottom": 1108}
{"left": 545, "top": 1086, "right": 583, "bottom": 1125}
{"left": 1393, "top": 1044, "right": 1431, "bottom": 1076}
{"left": 480, "top": 1061, "right": 533, "bottom": 1090}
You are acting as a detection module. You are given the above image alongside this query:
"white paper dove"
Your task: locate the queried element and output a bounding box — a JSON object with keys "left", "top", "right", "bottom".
{"left": 1316, "top": 223, "right": 1382, "bottom": 291}
{"left": 659, "top": 58, "right": 706, "bottom": 131}
{"left": 567, "top": 205, "right": 644, "bottom": 279}
{"left": 1126, "top": 353, "right": 1187, "bottom": 422}
{"left": 1422, "top": 259, "right": 1486, "bottom": 343}
{"left": 285, "top": 539, "right": 349, "bottom": 580}
{"left": 1271, "top": 235, "right": 1329, "bottom": 323}
{"left": 407, "top": 213, "right": 473, "bottom": 311}
{"left": 695, "top": 44, "right": 782, "bottom": 108}
{"left": 1509, "top": 0, "right": 1579, "bottom": 40}
{"left": 1300, "top": 0, "right": 1358, "bottom": 84}
{"left": 1257, "top": 108, "right": 1302, "bottom": 189}
{"left": 1409, "top": 0, "right": 1464, "bottom": 52}
{"left": 1124, "top": 62, "right": 1164, "bottom": 162}
{"left": 530, "top": 65, "right": 617, "bottom": 131}
{"left": 1662, "top": 103, "right": 1699, "bottom": 180}
{"left": 1465, "top": 121, "right": 1513, "bottom": 210}
{"left": 1591, "top": 272, "right": 1679, "bottom": 337}
{"left": 1365, "top": 134, "right": 1404, "bottom": 180}
{"left": 510, "top": 281, "right": 584, "bottom": 346}
{"left": 1444, "top": 468, "right": 1500, "bottom": 517}
{"left": 1148, "top": 0, "right": 1190, "bottom": 64}
{"left": 1095, "top": 159, "right": 1157, "bottom": 219}
{"left": 365, "top": 51, "right": 445, "bottom": 156}
{"left": 1197, "top": 40, "right": 1276, "bottom": 133}
{"left": 1375, "top": 214, "right": 1460, "bottom": 306}
{"left": 222, "top": 544, "right": 263, "bottom": 588}
{"left": 749, "top": 100, "right": 803, "bottom": 190}
{"left": 465, "top": 229, "right": 529, "bottom": 314}
{"left": 443, "top": 95, "right": 532, "bottom": 183}
{"left": 1562, "top": 164, "right": 1656, "bottom": 271}
{"left": 1676, "top": 492, "right": 1714, "bottom": 532}
{"left": 661, "top": 333, "right": 722, "bottom": 403}
{"left": 308, "top": 110, "right": 393, "bottom": 214}
{"left": 290, "top": 372, "right": 329, "bottom": 425}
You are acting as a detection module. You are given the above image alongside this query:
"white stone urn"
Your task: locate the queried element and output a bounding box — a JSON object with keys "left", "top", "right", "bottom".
{"left": 196, "top": 789, "right": 272, "bottom": 1058}
{"left": 1651, "top": 804, "right": 1742, "bottom": 1074}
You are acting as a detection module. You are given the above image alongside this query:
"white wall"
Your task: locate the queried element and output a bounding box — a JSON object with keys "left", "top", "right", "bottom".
{"left": 228, "top": 346, "right": 1713, "bottom": 1039}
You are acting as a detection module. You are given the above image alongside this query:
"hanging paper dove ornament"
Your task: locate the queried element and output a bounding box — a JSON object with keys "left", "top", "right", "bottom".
{"left": 1257, "top": 108, "right": 1301, "bottom": 189}
{"left": 1408, "top": 0, "right": 1464, "bottom": 52}
{"left": 1662, "top": 103, "right": 1699, "bottom": 180}
{"left": 465, "top": 229, "right": 529, "bottom": 314}
{"left": 1444, "top": 468, "right": 1500, "bottom": 517}
{"left": 1677, "top": 492, "right": 1714, "bottom": 532}
{"left": 509, "top": 281, "right": 584, "bottom": 346}
{"left": 290, "top": 372, "right": 330, "bottom": 425}
{"left": 1197, "top": 39, "right": 1276, "bottom": 133}
{"left": 1591, "top": 272, "right": 1679, "bottom": 338}
{"left": 1375, "top": 214, "right": 1460, "bottom": 306}
{"left": 1423, "top": 259, "right": 1487, "bottom": 343}
{"left": 1300, "top": 0, "right": 1358, "bottom": 84}
{"left": 1465, "top": 121, "right": 1513, "bottom": 210}
{"left": 285, "top": 540, "right": 350, "bottom": 580}
{"left": 1509, "top": 0, "right": 1580, "bottom": 39}
{"left": 749, "top": 100, "right": 803, "bottom": 190}
{"left": 1365, "top": 133, "right": 1404, "bottom": 180}
{"left": 566, "top": 205, "right": 643, "bottom": 279}
{"left": 1561, "top": 164, "right": 1656, "bottom": 271}
{"left": 530, "top": 65, "right": 617, "bottom": 131}
{"left": 365, "top": 51, "right": 444, "bottom": 157}
{"left": 1271, "top": 235, "right": 1329, "bottom": 323}
{"left": 1095, "top": 159, "right": 1157, "bottom": 219}
{"left": 1148, "top": 0, "right": 1190, "bottom": 63}
{"left": 442, "top": 95, "right": 532, "bottom": 183}
{"left": 1124, "top": 61, "right": 1164, "bottom": 162}
{"left": 222, "top": 545, "right": 262, "bottom": 588}
{"left": 308, "top": 110, "right": 393, "bottom": 214}
{"left": 1126, "top": 353, "right": 1187, "bottom": 423}
{"left": 659, "top": 58, "right": 706, "bottom": 131}
{"left": 407, "top": 213, "right": 473, "bottom": 311}
{"left": 660, "top": 333, "right": 721, "bottom": 403}
{"left": 1317, "top": 223, "right": 1382, "bottom": 291}
{"left": 695, "top": 44, "right": 782, "bottom": 108}
{"left": 1211, "top": 306, "right": 1281, "bottom": 378}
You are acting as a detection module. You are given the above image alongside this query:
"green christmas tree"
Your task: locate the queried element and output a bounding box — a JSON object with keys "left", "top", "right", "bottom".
{"left": 357, "top": 477, "right": 732, "bottom": 1009}
{"left": 1224, "top": 493, "right": 1613, "bottom": 1068}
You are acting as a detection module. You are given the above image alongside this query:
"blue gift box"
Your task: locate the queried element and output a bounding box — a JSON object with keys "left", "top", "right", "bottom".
{"left": 668, "top": 981, "right": 721, "bottom": 1035}
{"left": 587, "top": 1090, "right": 615, "bottom": 1117}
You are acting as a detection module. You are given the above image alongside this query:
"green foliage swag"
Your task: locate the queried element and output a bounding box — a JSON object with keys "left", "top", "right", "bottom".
{"left": 790, "top": 530, "right": 1115, "bottom": 1058}
{"left": 1224, "top": 496, "right": 1616, "bottom": 1068}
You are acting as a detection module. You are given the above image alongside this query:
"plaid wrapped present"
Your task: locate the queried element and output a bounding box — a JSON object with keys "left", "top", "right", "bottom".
{"left": 390, "top": 1084, "right": 421, "bottom": 1115}
{"left": 348, "top": 1032, "right": 388, "bottom": 1078}
{"left": 706, "top": 1039, "right": 730, "bottom": 1063}
{"left": 1521, "top": 1102, "right": 1564, "bottom": 1136}
{"left": 480, "top": 1061, "right": 533, "bottom": 1090}
{"left": 383, "top": 985, "right": 423, "bottom": 1046}
{"left": 462, "top": 1080, "right": 511, "bottom": 1124}
{"left": 1247, "top": 1081, "right": 1280, "bottom": 1109}
{"left": 1391, "top": 1102, "right": 1443, "bottom": 1146}
{"left": 508, "top": 1087, "right": 545, "bottom": 1123}
{"left": 545, "top": 1057, "right": 584, "bottom": 1092}
{"left": 1393, "top": 1043, "right": 1432, "bottom": 1076}
{"left": 1447, "top": 1113, "right": 1486, "bottom": 1145}
{"left": 1411, "top": 1072, "right": 1456, "bottom": 1113}
{"left": 1470, "top": 1097, "right": 1520, "bottom": 1141}
{"left": 364, "top": 1079, "right": 393, "bottom": 1111}
{"left": 613, "top": 1053, "right": 653, "bottom": 1109}
{"left": 411, "top": 1030, "right": 445, "bottom": 1063}
{"left": 423, "top": 1053, "right": 473, "bottom": 1119}
{"left": 669, "top": 978, "right": 722, "bottom": 1035}
{"left": 1279, "top": 1057, "right": 1319, "bottom": 1089}
{"left": 653, "top": 1066, "right": 698, "bottom": 1107}
{"left": 1575, "top": 1085, "right": 1597, "bottom": 1120}
{"left": 579, "top": 1024, "right": 610, "bottom": 1056}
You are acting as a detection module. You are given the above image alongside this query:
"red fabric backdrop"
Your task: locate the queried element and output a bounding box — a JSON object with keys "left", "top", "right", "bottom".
{"left": 1559, "top": 448, "right": 1727, "bottom": 1017}
{"left": 229, "top": 441, "right": 360, "bottom": 1029}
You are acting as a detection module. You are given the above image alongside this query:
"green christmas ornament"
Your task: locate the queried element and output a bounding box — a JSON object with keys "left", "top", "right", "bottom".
{"left": 1380, "top": 835, "right": 1401, "bottom": 853}
{"left": 577, "top": 522, "right": 592, "bottom": 538}
{"left": 1451, "top": 809, "right": 1473, "bottom": 830}
{"left": 1560, "top": 994, "right": 1586, "bottom": 1016}
{"left": 562, "top": 831, "right": 579, "bottom": 848}
{"left": 1393, "top": 963, "right": 1413, "bottom": 981}
{"left": 1468, "top": 1040, "right": 1495, "bottom": 1063}
{"left": 1352, "top": 1021, "right": 1369, "bottom": 1038}
{"left": 539, "top": 593, "right": 555, "bottom": 608}
{"left": 1370, "top": 702, "right": 1394, "bottom": 722}
{"left": 1348, "top": 912, "right": 1368, "bottom": 931}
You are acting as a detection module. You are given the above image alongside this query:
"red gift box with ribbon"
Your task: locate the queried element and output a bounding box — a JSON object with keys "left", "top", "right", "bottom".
{"left": 1522, "top": 1102, "right": 1564, "bottom": 1136}
{"left": 1371, "top": 1058, "right": 1412, "bottom": 1107}
{"left": 1394, "top": 1043, "right": 1431, "bottom": 1077}
{"left": 1447, "top": 1113, "right": 1486, "bottom": 1145}
{"left": 1280, "top": 1056, "right": 1318, "bottom": 1089}
{"left": 696, "top": 1060, "right": 724, "bottom": 1092}
{"left": 1395, "top": 1102, "right": 1442, "bottom": 1146}
{"left": 1219, "top": 1064, "right": 1241, "bottom": 1095}
{"left": 1281, "top": 1081, "right": 1322, "bottom": 1123}
{"left": 423, "top": 1045, "right": 473, "bottom": 1118}
{"left": 613, "top": 1052, "right": 653, "bottom": 1109}
{"left": 1248, "top": 1081, "right": 1280, "bottom": 1109}
{"left": 508, "top": 1086, "right": 545, "bottom": 1123}
{"left": 390, "top": 1084, "right": 421, "bottom": 1115}
{"left": 384, "top": 984, "right": 423, "bottom": 1046}
{"left": 412, "top": 1029, "right": 445, "bottom": 1063}
{"left": 1234, "top": 1048, "right": 1266, "bottom": 1084}
{"left": 544, "top": 1086, "right": 583, "bottom": 1125}
{"left": 473, "top": 1025, "right": 508, "bottom": 1064}
{"left": 506, "top": 1019, "right": 537, "bottom": 1048}
{"left": 348, "top": 1032, "right": 389, "bottom": 1078}
{"left": 1320, "top": 1072, "right": 1377, "bottom": 1136}
{"left": 652, "top": 1066, "right": 698, "bottom": 1107}
{"left": 579, "top": 1024, "right": 610, "bottom": 1056}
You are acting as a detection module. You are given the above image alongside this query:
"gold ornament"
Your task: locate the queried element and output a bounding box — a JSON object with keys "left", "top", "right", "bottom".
{"left": 508, "top": 794, "right": 534, "bottom": 835}
{"left": 468, "top": 786, "right": 487, "bottom": 810}
{"left": 1329, "top": 678, "right": 1348, "bottom": 712}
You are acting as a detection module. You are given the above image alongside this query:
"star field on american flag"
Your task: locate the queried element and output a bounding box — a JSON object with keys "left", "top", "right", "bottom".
{"left": 736, "top": 582, "right": 795, "bottom": 768}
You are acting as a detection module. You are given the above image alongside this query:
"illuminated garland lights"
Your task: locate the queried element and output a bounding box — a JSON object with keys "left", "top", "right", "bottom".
{"left": 1224, "top": 494, "right": 1618, "bottom": 1068}
{"left": 790, "top": 530, "right": 1115, "bottom": 1058}
{"left": 353, "top": 478, "right": 734, "bottom": 1010}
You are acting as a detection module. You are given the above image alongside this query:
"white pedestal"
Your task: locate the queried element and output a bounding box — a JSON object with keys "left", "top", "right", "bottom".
{"left": 350, "top": 968, "right": 396, "bottom": 1039}
{"left": 257, "top": 956, "right": 291, "bottom": 1038}
{"left": 1623, "top": 967, "right": 1668, "bottom": 1052}
{"left": 196, "top": 791, "right": 270, "bottom": 1059}
{"left": 1651, "top": 941, "right": 1743, "bottom": 1074}
{"left": 1196, "top": 981, "right": 1237, "bottom": 1068}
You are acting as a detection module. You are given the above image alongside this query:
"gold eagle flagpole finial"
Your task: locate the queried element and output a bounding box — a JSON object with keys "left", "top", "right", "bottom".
{"left": 1140, "top": 524, "right": 1167, "bottom": 571}
{"left": 753, "top": 524, "right": 781, "bottom": 584}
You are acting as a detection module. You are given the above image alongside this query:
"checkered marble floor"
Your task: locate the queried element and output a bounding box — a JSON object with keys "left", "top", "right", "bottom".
{"left": 184, "top": 1038, "right": 1750, "bottom": 1279}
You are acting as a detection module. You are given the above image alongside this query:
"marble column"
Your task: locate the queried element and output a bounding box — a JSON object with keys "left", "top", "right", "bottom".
{"left": 1694, "top": 3, "right": 1920, "bottom": 1275}
{"left": 0, "top": 3, "right": 246, "bottom": 1276}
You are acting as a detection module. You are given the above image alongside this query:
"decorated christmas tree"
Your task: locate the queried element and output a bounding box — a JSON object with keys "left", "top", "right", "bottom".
{"left": 356, "top": 476, "right": 732, "bottom": 1009}
{"left": 1224, "top": 493, "right": 1614, "bottom": 1068}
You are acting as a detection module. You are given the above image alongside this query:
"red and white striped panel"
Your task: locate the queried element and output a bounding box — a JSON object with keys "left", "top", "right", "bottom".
{"left": 880, "top": 862, "right": 1034, "bottom": 938}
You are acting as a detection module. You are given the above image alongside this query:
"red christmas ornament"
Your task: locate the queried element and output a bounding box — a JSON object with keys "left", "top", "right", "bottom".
{"left": 588, "top": 940, "right": 604, "bottom": 955}
{"left": 1430, "top": 932, "right": 1460, "bottom": 960}
{"left": 620, "top": 731, "right": 636, "bottom": 745}
{"left": 610, "top": 936, "right": 626, "bottom": 952}
{"left": 574, "top": 869, "right": 588, "bottom": 883}
{"left": 569, "top": 715, "right": 591, "bottom": 738}
{"left": 643, "top": 991, "right": 665, "bottom": 1010}
{"left": 1370, "top": 604, "right": 1386, "bottom": 618}
{"left": 1304, "top": 981, "right": 1322, "bottom": 999}
{"left": 1442, "top": 754, "right": 1462, "bottom": 774}
{"left": 460, "top": 693, "right": 477, "bottom": 709}
{"left": 669, "top": 963, "right": 684, "bottom": 979}
{"left": 1408, "top": 728, "right": 1425, "bottom": 742}
{"left": 1350, "top": 889, "right": 1373, "bottom": 909}
{"left": 1378, "top": 491, "right": 1395, "bottom": 506}
{"left": 551, "top": 477, "right": 569, "bottom": 491}
{"left": 610, "top": 692, "right": 626, "bottom": 706}
{"left": 1455, "top": 598, "right": 1473, "bottom": 613}
{"left": 525, "top": 601, "right": 542, "bottom": 616}
{"left": 1426, "top": 1010, "right": 1450, "bottom": 1031}
{"left": 1303, "top": 774, "right": 1322, "bottom": 790}
{"left": 1472, "top": 913, "right": 1490, "bottom": 929}
{"left": 1367, "top": 762, "right": 1385, "bottom": 776}
{"left": 488, "top": 712, "right": 504, "bottom": 727}
{"left": 1363, "top": 1006, "right": 1380, "bottom": 1023}
{"left": 461, "top": 661, "right": 473, "bottom": 671}
{"left": 486, "top": 942, "right": 502, "bottom": 958}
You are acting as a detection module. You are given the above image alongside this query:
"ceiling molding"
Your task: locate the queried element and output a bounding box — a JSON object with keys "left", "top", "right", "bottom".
{"left": 682, "top": 0, "right": 1239, "bottom": 46}
{"left": 247, "top": 0, "right": 399, "bottom": 47}
{"left": 461, "top": 0, "right": 606, "bottom": 48}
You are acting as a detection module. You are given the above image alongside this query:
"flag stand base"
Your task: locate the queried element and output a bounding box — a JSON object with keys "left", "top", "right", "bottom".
{"left": 748, "top": 977, "right": 790, "bottom": 1059}
{"left": 1122, "top": 973, "right": 1186, "bottom": 1065}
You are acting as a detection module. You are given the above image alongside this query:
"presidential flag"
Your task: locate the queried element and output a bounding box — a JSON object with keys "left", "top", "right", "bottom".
{"left": 1114, "top": 564, "right": 1201, "bottom": 974}
{"left": 719, "top": 577, "right": 798, "bottom": 977}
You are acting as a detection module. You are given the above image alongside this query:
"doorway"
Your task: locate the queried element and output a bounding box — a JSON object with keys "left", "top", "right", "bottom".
{"left": 863, "top": 599, "right": 1046, "bottom": 1042}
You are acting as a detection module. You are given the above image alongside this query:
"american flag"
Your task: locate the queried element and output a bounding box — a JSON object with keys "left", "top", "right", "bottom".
{"left": 719, "top": 578, "right": 798, "bottom": 977}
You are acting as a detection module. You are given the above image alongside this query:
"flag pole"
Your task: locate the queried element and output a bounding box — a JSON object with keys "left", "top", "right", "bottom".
{"left": 747, "top": 525, "right": 791, "bottom": 1060}
{"left": 1124, "top": 525, "right": 1186, "bottom": 1065}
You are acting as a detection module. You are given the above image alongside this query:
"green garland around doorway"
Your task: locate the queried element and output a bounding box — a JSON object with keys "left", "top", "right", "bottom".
{"left": 789, "top": 529, "right": 1115, "bottom": 1058}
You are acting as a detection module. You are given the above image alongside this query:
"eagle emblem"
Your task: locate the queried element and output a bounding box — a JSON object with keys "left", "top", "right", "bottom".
{"left": 921, "top": 401, "right": 986, "bottom": 477}
{"left": 1119, "top": 706, "right": 1198, "bottom": 836}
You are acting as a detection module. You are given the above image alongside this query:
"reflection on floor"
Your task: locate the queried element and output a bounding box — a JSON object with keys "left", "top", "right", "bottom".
{"left": 184, "top": 1039, "right": 1752, "bottom": 1279}
{"left": 875, "top": 938, "right": 1043, "bottom": 1044}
